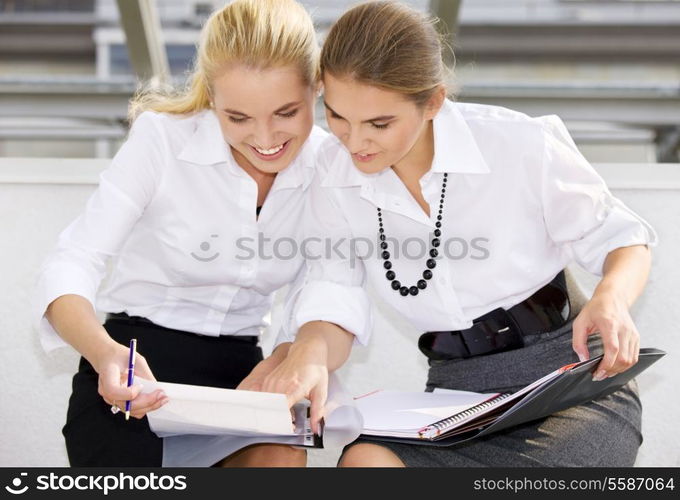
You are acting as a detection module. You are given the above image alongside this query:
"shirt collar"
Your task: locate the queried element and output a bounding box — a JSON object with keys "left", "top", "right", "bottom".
{"left": 178, "top": 110, "right": 317, "bottom": 191}
{"left": 271, "top": 126, "right": 320, "bottom": 192}
{"left": 431, "top": 99, "right": 490, "bottom": 175}
{"left": 177, "top": 110, "right": 231, "bottom": 166}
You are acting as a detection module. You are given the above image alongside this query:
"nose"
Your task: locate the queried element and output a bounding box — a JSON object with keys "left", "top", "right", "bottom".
{"left": 344, "top": 129, "right": 368, "bottom": 154}
{"left": 253, "top": 122, "right": 276, "bottom": 149}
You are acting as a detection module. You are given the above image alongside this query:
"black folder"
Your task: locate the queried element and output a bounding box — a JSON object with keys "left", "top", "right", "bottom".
{"left": 360, "top": 347, "right": 665, "bottom": 447}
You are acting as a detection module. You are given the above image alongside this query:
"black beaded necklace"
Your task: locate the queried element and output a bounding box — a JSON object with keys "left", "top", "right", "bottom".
{"left": 378, "top": 172, "right": 447, "bottom": 296}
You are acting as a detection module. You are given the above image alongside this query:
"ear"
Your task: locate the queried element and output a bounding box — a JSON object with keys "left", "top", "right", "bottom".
{"left": 423, "top": 85, "right": 447, "bottom": 121}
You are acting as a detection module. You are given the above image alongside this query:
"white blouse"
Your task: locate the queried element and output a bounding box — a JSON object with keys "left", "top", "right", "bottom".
{"left": 279, "top": 99, "right": 657, "bottom": 346}
{"left": 34, "top": 109, "right": 327, "bottom": 352}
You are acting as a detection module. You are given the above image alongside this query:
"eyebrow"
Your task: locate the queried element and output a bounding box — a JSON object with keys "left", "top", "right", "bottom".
{"left": 323, "top": 101, "right": 395, "bottom": 123}
{"left": 222, "top": 101, "right": 303, "bottom": 117}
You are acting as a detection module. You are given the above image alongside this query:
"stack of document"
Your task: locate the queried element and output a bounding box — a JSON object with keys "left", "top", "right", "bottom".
{"left": 140, "top": 348, "right": 664, "bottom": 464}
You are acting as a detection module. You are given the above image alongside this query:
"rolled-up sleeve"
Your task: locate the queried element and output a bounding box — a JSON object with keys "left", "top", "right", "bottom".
{"left": 275, "top": 154, "right": 373, "bottom": 346}
{"left": 33, "top": 112, "right": 163, "bottom": 351}
{"left": 538, "top": 115, "right": 658, "bottom": 276}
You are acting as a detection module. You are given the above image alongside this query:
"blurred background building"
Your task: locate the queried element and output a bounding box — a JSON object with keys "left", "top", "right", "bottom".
{"left": 1, "top": 0, "right": 679, "bottom": 467}
{"left": 1, "top": 0, "right": 679, "bottom": 162}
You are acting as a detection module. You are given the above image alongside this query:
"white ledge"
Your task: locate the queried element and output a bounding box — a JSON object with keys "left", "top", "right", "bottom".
{"left": 0, "top": 158, "right": 679, "bottom": 189}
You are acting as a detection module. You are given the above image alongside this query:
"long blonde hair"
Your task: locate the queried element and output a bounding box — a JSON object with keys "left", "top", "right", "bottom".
{"left": 128, "top": 0, "right": 319, "bottom": 122}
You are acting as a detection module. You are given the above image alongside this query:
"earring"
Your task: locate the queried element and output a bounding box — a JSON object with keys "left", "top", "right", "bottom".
{"left": 209, "top": 101, "right": 214, "bottom": 107}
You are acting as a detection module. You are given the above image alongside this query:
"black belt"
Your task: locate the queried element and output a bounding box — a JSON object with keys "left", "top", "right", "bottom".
{"left": 418, "top": 271, "right": 571, "bottom": 361}
{"left": 105, "top": 312, "right": 259, "bottom": 345}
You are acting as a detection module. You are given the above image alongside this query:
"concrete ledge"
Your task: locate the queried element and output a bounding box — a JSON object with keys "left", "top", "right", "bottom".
{"left": 1, "top": 158, "right": 679, "bottom": 189}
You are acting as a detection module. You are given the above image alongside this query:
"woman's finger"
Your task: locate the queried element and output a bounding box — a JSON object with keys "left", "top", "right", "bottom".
{"left": 611, "top": 326, "right": 634, "bottom": 376}
{"left": 134, "top": 355, "right": 156, "bottom": 382}
{"left": 104, "top": 389, "right": 164, "bottom": 411}
{"left": 571, "top": 314, "right": 591, "bottom": 362}
{"left": 593, "top": 317, "right": 619, "bottom": 381}
{"left": 309, "top": 376, "right": 328, "bottom": 435}
{"left": 129, "top": 392, "right": 169, "bottom": 419}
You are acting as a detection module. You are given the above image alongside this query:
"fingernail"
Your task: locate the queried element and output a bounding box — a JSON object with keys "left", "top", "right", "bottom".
{"left": 577, "top": 352, "right": 586, "bottom": 362}
{"left": 592, "top": 370, "right": 607, "bottom": 382}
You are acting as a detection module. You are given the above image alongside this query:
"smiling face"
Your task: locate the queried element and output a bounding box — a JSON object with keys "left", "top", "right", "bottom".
{"left": 211, "top": 64, "right": 316, "bottom": 174}
{"left": 322, "top": 73, "right": 442, "bottom": 174}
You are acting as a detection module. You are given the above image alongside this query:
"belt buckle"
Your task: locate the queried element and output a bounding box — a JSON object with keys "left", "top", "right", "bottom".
{"left": 462, "top": 307, "right": 524, "bottom": 357}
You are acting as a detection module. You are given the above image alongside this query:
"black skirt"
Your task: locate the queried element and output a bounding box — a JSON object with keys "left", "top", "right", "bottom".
{"left": 62, "top": 317, "right": 263, "bottom": 466}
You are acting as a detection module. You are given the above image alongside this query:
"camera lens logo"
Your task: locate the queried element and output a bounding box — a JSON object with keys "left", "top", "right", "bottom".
{"left": 5, "top": 473, "right": 28, "bottom": 495}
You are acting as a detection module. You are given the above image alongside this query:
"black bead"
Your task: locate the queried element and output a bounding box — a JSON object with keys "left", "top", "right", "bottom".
{"left": 417, "top": 279, "right": 427, "bottom": 289}
{"left": 383, "top": 261, "right": 392, "bottom": 270}
{"left": 437, "top": 215, "right": 442, "bottom": 221}
{"left": 430, "top": 248, "right": 439, "bottom": 258}
{"left": 379, "top": 234, "right": 386, "bottom": 241}
{"left": 399, "top": 286, "right": 409, "bottom": 296}
{"left": 380, "top": 242, "right": 388, "bottom": 250}
{"left": 409, "top": 286, "right": 419, "bottom": 296}
{"left": 381, "top": 250, "right": 390, "bottom": 260}
{"left": 386, "top": 270, "right": 396, "bottom": 281}
{"left": 431, "top": 238, "right": 440, "bottom": 247}
{"left": 434, "top": 229, "right": 441, "bottom": 237}
{"left": 391, "top": 280, "right": 401, "bottom": 290}
{"left": 438, "top": 209, "right": 443, "bottom": 214}
{"left": 435, "top": 221, "right": 442, "bottom": 228}
{"left": 426, "top": 259, "right": 437, "bottom": 269}
{"left": 423, "top": 270, "right": 433, "bottom": 280}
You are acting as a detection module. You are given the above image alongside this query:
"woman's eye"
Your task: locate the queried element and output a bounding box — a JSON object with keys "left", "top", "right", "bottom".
{"left": 329, "top": 110, "right": 342, "bottom": 120}
{"left": 278, "top": 109, "right": 299, "bottom": 118}
{"left": 371, "top": 122, "right": 390, "bottom": 130}
{"left": 228, "top": 116, "right": 248, "bottom": 124}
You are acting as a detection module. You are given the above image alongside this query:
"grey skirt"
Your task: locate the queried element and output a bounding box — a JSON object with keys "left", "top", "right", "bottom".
{"left": 346, "top": 319, "right": 643, "bottom": 467}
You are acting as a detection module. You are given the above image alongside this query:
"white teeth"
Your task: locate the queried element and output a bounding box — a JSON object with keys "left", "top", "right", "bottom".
{"left": 254, "top": 143, "right": 285, "bottom": 156}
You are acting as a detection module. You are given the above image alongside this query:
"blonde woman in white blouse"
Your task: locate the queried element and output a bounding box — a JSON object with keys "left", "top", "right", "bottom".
{"left": 33, "top": 0, "right": 326, "bottom": 467}
{"left": 256, "top": 1, "right": 657, "bottom": 467}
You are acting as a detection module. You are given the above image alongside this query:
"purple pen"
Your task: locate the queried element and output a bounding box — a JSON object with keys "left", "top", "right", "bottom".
{"left": 124, "top": 339, "right": 137, "bottom": 421}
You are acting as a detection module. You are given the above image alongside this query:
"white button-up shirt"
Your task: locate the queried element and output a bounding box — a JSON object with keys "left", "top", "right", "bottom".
{"left": 34, "top": 109, "right": 327, "bottom": 352}
{"left": 281, "top": 99, "right": 657, "bottom": 345}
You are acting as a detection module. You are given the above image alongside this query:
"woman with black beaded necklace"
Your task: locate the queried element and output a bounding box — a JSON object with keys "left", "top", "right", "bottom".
{"left": 252, "top": 1, "right": 657, "bottom": 467}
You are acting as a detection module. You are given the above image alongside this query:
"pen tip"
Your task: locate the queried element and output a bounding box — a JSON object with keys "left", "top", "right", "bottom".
{"left": 125, "top": 411, "right": 130, "bottom": 421}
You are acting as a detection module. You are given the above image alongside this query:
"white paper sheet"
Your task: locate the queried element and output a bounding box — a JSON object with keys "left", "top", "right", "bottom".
{"left": 139, "top": 375, "right": 363, "bottom": 466}
{"left": 355, "top": 389, "right": 498, "bottom": 436}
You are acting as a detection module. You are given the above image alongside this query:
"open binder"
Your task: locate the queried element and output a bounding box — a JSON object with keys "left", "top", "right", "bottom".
{"left": 358, "top": 347, "right": 665, "bottom": 447}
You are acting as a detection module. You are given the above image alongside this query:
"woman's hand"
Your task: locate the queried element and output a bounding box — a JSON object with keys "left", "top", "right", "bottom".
{"left": 237, "top": 347, "right": 289, "bottom": 392}
{"left": 572, "top": 289, "right": 640, "bottom": 381}
{"left": 260, "top": 338, "right": 330, "bottom": 435}
{"left": 93, "top": 342, "right": 167, "bottom": 419}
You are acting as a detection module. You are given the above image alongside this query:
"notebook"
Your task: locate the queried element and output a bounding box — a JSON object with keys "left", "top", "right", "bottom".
{"left": 357, "top": 347, "right": 665, "bottom": 447}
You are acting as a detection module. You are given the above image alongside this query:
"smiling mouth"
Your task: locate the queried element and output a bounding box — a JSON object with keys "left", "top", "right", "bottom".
{"left": 353, "top": 152, "right": 378, "bottom": 162}
{"left": 250, "top": 140, "right": 291, "bottom": 159}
